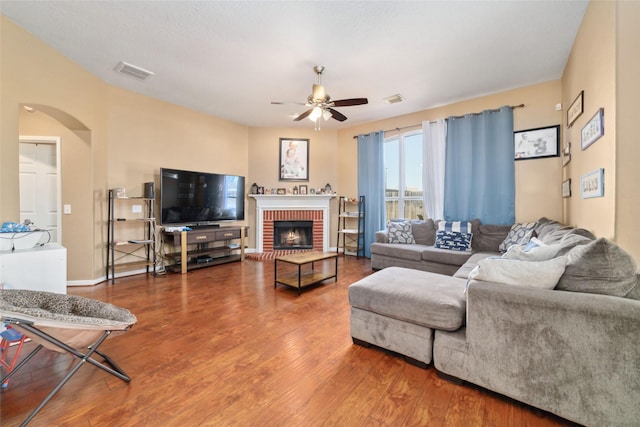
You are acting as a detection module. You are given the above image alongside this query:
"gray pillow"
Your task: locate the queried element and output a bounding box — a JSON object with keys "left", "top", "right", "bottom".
{"left": 556, "top": 238, "right": 638, "bottom": 297}
{"left": 467, "top": 256, "right": 568, "bottom": 290}
{"left": 625, "top": 274, "right": 640, "bottom": 300}
{"left": 411, "top": 219, "right": 436, "bottom": 246}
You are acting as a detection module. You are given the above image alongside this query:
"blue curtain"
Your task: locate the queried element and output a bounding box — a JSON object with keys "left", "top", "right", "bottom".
{"left": 444, "top": 106, "right": 514, "bottom": 225}
{"left": 358, "top": 131, "right": 385, "bottom": 258}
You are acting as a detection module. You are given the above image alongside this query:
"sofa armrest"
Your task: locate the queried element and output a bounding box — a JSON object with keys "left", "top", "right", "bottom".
{"left": 375, "top": 230, "right": 388, "bottom": 243}
{"left": 464, "top": 280, "right": 640, "bottom": 426}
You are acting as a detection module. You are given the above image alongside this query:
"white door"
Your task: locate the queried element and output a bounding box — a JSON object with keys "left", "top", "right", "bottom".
{"left": 19, "top": 136, "right": 62, "bottom": 244}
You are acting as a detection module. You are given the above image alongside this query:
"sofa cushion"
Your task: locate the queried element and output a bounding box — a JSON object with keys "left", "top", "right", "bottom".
{"left": 421, "top": 246, "right": 474, "bottom": 266}
{"left": 467, "top": 256, "right": 568, "bottom": 291}
{"left": 348, "top": 266, "right": 467, "bottom": 331}
{"left": 434, "top": 230, "right": 473, "bottom": 252}
{"left": 387, "top": 220, "right": 415, "bottom": 244}
{"left": 370, "top": 242, "right": 425, "bottom": 261}
{"left": 499, "top": 221, "right": 538, "bottom": 252}
{"left": 411, "top": 219, "right": 436, "bottom": 246}
{"left": 556, "top": 238, "right": 638, "bottom": 297}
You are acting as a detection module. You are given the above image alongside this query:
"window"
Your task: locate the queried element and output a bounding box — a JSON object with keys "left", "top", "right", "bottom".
{"left": 384, "top": 131, "right": 424, "bottom": 220}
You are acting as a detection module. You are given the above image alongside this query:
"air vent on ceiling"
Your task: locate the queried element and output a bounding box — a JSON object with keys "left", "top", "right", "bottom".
{"left": 383, "top": 94, "right": 404, "bottom": 104}
{"left": 114, "top": 61, "right": 155, "bottom": 81}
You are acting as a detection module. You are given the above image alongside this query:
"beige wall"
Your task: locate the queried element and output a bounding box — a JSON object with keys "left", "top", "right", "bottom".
{"left": 614, "top": 0, "right": 640, "bottom": 262}
{"left": 337, "top": 80, "right": 564, "bottom": 224}
{"left": 18, "top": 110, "right": 94, "bottom": 280}
{"left": 1, "top": 16, "right": 250, "bottom": 282}
{"left": 1, "top": 16, "right": 108, "bottom": 282}
{"left": 561, "top": 0, "right": 616, "bottom": 240}
{"left": 246, "top": 127, "right": 338, "bottom": 248}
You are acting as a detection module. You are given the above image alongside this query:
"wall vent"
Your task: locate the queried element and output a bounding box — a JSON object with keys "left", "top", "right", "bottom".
{"left": 114, "top": 61, "right": 155, "bottom": 80}
{"left": 383, "top": 94, "right": 404, "bottom": 104}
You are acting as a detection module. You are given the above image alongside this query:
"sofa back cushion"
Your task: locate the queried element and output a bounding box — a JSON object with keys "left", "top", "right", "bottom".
{"left": 557, "top": 238, "right": 638, "bottom": 297}
{"left": 474, "top": 224, "right": 511, "bottom": 252}
{"left": 411, "top": 219, "right": 436, "bottom": 246}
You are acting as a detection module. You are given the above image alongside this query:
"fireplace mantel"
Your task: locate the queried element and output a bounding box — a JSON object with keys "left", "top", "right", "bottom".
{"left": 249, "top": 194, "right": 336, "bottom": 252}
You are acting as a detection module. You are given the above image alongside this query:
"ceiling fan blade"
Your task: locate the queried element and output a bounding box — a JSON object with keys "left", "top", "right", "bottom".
{"left": 294, "top": 109, "right": 313, "bottom": 121}
{"left": 271, "top": 101, "right": 306, "bottom": 106}
{"left": 328, "top": 108, "right": 348, "bottom": 122}
{"left": 332, "top": 98, "right": 368, "bottom": 107}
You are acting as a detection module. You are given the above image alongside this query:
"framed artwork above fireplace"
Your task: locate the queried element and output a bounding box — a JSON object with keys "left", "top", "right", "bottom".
{"left": 279, "top": 138, "right": 309, "bottom": 181}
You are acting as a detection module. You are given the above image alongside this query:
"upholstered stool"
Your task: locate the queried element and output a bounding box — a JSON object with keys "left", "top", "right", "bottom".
{"left": 348, "top": 266, "right": 467, "bottom": 367}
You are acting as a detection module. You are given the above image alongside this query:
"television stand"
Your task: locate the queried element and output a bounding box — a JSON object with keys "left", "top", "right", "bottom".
{"left": 190, "top": 223, "right": 221, "bottom": 230}
{"left": 162, "top": 226, "right": 246, "bottom": 273}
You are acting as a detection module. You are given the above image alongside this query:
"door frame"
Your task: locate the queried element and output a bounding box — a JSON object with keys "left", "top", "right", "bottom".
{"left": 18, "top": 135, "right": 63, "bottom": 244}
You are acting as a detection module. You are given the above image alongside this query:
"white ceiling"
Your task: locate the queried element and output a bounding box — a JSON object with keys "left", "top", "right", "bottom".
{"left": 1, "top": 1, "right": 588, "bottom": 129}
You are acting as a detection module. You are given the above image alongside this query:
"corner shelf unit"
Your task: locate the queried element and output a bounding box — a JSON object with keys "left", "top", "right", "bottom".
{"left": 337, "top": 195, "right": 365, "bottom": 258}
{"left": 162, "top": 226, "right": 246, "bottom": 274}
{"left": 106, "top": 189, "right": 157, "bottom": 284}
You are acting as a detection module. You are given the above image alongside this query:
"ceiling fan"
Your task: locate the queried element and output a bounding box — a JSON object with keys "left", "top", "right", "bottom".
{"left": 271, "top": 65, "right": 368, "bottom": 129}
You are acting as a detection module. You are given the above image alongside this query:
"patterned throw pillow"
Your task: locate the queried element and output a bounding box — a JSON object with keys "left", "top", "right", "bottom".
{"left": 499, "top": 222, "right": 538, "bottom": 252}
{"left": 438, "top": 220, "right": 473, "bottom": 234}
{"left": 434, "top": 230, "right": 473, "bottom": 252}
{"left": 387, "top": 221, "right": 415, "bottom": 244}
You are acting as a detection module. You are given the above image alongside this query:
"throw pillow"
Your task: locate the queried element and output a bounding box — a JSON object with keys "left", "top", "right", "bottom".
{"left": 499, "top": 221, "right": 538, "bottom": 252}
{"left": 467, "top": 256, "right": 568, "bottom": 290}
{"left": 434, "top": 230, "right": 473, "bottom": 252}
{"left": 503, "top": 238, "right": 562, "bottom": 262}
{"left": 438, "top": 220, "right": 473, "bottom": 233}
{"left": 556, "top": 238, "right": 638, "bottom": 297}
{"left": 387, "top": 220, "right": 415, "bottom": 244}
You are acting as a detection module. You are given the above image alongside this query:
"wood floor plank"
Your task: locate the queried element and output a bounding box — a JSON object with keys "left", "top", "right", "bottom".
{"left": 1, "top": 256, "right": 576, "bottom": 426}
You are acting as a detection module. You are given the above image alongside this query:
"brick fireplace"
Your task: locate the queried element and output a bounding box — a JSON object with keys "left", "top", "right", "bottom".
{"left": 251, "top": 195, "right": 334, "bottom": 253}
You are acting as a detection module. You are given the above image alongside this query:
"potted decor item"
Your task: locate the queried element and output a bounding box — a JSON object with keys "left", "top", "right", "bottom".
{"left": 324, "top": 183, "right": 332, "bottom": 194}
{"left": 250, "top": 183, "right": 258, "bottom": 195}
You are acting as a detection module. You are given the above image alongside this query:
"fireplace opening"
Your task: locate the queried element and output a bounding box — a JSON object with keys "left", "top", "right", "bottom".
{"left": 273, "top": 220, "right": 313, "bottom": 250}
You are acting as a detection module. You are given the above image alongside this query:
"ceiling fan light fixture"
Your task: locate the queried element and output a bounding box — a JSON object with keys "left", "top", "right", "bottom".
{"left": 309, "top": 106, "right": 323, "bottom": 122}
{"left": 322, "top": 110, "right": 332, "bottom": 121}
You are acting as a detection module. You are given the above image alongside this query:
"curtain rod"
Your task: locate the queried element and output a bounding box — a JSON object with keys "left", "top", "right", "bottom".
{"left": 353, "top": 104, "right": 525, "bottom": 139}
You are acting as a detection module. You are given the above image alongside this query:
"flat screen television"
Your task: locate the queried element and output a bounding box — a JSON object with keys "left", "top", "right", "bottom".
{"left": 160, "top": 167, "right": 245, "bottom": 226}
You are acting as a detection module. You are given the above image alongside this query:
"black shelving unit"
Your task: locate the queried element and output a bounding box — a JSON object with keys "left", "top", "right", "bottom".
{"left": 337, "top": 195, "right": 365, "bottom": 259}
{"left": 106, "top": 189, "right": 156, "bottom": 284}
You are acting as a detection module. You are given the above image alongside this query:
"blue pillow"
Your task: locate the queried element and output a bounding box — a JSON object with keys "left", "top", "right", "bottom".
{"left": 434, "top": 230, "right": 473, "bottom": 252}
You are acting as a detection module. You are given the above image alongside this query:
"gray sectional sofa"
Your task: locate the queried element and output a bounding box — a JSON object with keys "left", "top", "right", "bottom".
{"left": 349, "top": 217, "right": 640, "bottom": 426}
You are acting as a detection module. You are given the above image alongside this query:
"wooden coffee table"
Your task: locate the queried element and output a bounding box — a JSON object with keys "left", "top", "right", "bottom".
{"left": 274, "top": 251, "right": 338, "bottom": 295}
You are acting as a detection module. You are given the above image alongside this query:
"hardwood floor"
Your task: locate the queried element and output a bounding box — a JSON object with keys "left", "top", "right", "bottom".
{"left": 1, "top": 256, "right": 577, "bottom": 426}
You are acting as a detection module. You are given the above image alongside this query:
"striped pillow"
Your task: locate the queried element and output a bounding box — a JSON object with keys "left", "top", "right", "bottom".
{"left": 438, "top": 221, "right": 473, "bottom": 233}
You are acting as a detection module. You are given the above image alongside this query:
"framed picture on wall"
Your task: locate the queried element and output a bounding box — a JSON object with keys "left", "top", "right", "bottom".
{"left": 567, "top": 90, "right": 584, "bottom": 128}
{"left": 562, "top": 179, "right": 571, "bottom": 198}
{"left": 581, "top": 108, "right": 604, "bottom": 150}
{"left": 581, "top": 168, "right": 604, "bottom": 199}
{"left": 514, "top": 125, "right": 560, "bottom": 160}
{"left": 279, "top": 138, "right": 309, "bottom": 181}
